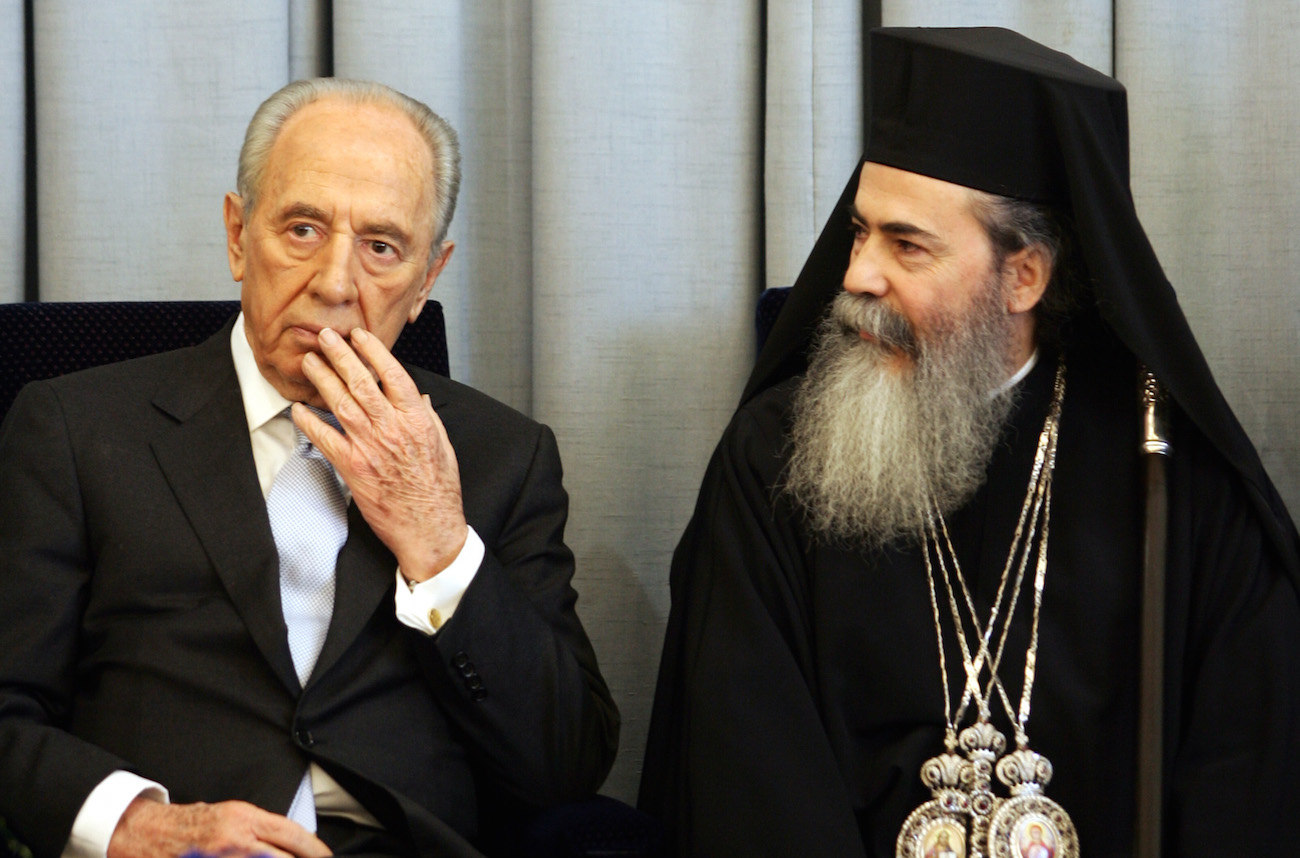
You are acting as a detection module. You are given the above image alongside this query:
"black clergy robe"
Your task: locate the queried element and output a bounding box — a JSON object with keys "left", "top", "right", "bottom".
{"left": 639, "top": 338, "right": 1300, "bottom": 857}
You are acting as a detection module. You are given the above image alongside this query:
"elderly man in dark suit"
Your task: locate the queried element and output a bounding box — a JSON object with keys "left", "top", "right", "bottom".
{"left": 0, "top": 79, "right": 618, "bottom": 858}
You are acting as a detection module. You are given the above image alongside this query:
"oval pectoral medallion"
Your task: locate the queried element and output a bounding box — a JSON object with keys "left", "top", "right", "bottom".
{"left": 897, "top": 802, "right": 969, "bottom": 858}
{"left": 986, "top": 794, "right": 1078, "bottom": 858}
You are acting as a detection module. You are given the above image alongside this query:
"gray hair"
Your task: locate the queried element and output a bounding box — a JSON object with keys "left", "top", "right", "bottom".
{"left": 236, "top": 78, "right": 461, "bottom": 255}
{"left": 967, "top": 189, "right": 1081, "bottom": 348}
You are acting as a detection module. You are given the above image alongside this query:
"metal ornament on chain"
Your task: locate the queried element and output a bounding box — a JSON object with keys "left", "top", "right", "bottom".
{"left": 895, "top": 748, "right": 973, "bottom": 858}
{"left": 897, "top": 359, "right": 1078, "bottom": 858}
{"left": 987, "top": 748, "right": 1078, "bottom": 858}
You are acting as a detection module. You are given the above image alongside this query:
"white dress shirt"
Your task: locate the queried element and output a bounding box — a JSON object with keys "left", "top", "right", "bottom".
{"left": 62, "top": 315, "right": 481, "bottom": 857}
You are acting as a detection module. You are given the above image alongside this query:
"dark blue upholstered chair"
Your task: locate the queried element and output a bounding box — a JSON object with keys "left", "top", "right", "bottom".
{"left": 755, "top": 285, "right": 792, "bottom": 350}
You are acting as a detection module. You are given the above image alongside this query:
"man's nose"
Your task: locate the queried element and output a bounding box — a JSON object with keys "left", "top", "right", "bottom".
{"left": 842, "top": 240, "right": 888, "bottom": 297}
{"left": 312, "top": 234, "right": 359, "bottom": 304}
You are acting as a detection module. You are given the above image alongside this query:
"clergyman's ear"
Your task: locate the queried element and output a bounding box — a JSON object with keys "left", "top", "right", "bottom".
{"left": 1004, "top": 245, "right": 1051, "bottom": 316}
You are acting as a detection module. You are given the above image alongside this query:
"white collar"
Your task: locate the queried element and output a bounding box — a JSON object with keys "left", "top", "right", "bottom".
{"left": 992, "top": 349, "right": 1039, "bottom": 398}
{"left": 229, "top": 311, "right": 296, "bottom": 433}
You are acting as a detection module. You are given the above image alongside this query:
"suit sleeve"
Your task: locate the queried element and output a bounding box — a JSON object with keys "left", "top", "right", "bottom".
{"left": 0, "top": 383, "right": 134, "bottom": 858}
{"left": 638, "top": 402, "right": 868, "bottom": 857}
{"left": 408, "top": 419, "right": 619, "bottom": 806}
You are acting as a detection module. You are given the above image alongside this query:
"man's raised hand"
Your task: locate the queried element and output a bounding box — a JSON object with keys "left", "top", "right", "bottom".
{"left": 295, "top": 326, "right": 468, "bottom": 582}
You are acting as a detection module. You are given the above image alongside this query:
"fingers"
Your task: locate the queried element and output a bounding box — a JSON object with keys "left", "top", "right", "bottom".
{"left": 347, "top": 327, "right": 425, "bottom": 412}
{"left": 301, "top": 327, "right": 427, "bottom": 434}
{"left": 301, "top": 328, "right": 383, "bottom": 427}
{"left": 107, "top": 799, "right": 333, "bottom": 858}
{"left": 294, "top": 331, "right": 466, "bottom": 580}
{"left": 295, "top": 326, "right": 428, "bottom": 461}
{"left": 250, "top": 809, "right": 333, "bottom": 858}
{"left": 290, "top": 401, "right": 348, "bottom": 465}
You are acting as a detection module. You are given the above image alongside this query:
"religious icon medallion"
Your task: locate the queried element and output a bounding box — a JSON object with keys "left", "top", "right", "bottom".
{"left": 986, "top": 749, "right": 1078, "bottom": 858}
{"left": 986, "top": 797, "right": 1077, "bottom": 858}
{"left": 898, "top": 811, "right": 969, "bottom": 858}
{"left": 896, "top": 751, "right": 972, "bottom": 858}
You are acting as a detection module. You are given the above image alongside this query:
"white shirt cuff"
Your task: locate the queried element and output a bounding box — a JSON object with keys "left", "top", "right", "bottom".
{"left": 394, "top": 526, "right": 484, "bottom": 635}
{"left": 62, "top": 771, "right": 169, "bottom": 858}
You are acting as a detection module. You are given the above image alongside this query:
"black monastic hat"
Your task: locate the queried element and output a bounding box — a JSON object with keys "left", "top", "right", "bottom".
{"left": 745, "top": 26, "right": 1298, "bottom": 575}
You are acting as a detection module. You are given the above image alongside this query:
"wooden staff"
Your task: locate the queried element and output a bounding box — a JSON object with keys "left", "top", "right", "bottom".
{"left": 1136, "top": 368, "right": 1171, "bottom": 858}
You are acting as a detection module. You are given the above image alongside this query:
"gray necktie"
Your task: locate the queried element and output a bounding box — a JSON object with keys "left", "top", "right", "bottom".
{"left": 266, "top": 407, "right": 347, "bottom": 829}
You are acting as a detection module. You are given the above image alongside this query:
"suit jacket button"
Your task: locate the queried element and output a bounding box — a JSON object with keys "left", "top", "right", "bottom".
{"left": 467, "top": 675, "right": 484, "bottom": 692}
{"left": 452, "top": 651, "right": 470, "bottom": 669}
{"left": 471, "top": 688, "right": 488, "bottom": 702}
{"left": 295, "top": 729, "right": 315, "bottom": 748}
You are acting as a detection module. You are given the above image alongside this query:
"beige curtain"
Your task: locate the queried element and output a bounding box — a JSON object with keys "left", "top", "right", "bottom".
{"left": 5, "top": 0, "right": 1297, "bottom": 801}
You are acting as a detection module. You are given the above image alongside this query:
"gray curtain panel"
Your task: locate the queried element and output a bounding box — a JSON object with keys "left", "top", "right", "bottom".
{"left": 0, "top": 0, "right": 23, "bottom": 304}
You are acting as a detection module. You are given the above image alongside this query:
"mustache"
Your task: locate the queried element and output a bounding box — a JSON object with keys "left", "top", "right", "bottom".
{"left": 829, "top": 292, "right": 919, "bottom": 357}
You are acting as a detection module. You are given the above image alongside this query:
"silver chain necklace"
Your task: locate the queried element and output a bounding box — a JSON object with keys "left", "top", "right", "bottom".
{"left": 897, "top": 358, "right": 1079, "bottom": 858}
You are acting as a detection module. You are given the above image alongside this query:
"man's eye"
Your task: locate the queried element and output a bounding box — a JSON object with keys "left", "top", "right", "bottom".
{"left": 371, "top": 241, "right": 393, "bottom": 256}
{"left": 290, "top": 224, "right": 317, "bottom": 239}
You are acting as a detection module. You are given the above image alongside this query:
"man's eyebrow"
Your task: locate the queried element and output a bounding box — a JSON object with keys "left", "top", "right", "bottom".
{"left": 357, "top": 220, "right": 414, "bottom": 248}
{"left": 879, "top": 221, "right": 942, "bottom": 244}
{"left": 845, "top": 204, "right": 944, "bottom": 244}
{"left": 276, "top": 204, "right": 414, "bottom": 248}
{"left": 278, "top": 202, "right": 329, "bottom": 224}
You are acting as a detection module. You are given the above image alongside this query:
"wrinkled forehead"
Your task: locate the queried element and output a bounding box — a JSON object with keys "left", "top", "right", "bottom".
{"left": 857, "top": 160, "right": 984, "bottom": 204}
{"left": 853, "top": 161, "right": 991, "bottom": 242}
{"left": 262, "top": 98, "right": 437, "bottom": 228}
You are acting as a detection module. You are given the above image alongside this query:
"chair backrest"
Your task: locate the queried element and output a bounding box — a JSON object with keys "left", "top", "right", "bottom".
{"left": 755, "top": 286, "right": 791, "bottom": 351}
{"left": 0, "top": 300, "right": 448, "bottom": 424}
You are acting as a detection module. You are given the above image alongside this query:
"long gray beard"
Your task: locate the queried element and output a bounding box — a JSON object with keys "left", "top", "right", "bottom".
{"left": 784, "top": 286, "right": 1020, "bottom": 550}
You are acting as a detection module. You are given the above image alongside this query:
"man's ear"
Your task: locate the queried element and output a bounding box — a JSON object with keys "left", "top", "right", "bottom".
{"left": 223, "top": 192, "right": 247, "bottom": 283}
{"left": 408, "top": 241, "right": 455, "bottom": 323}
{"left": 1003, "top": 245, "right": 1051, "bottom": 316}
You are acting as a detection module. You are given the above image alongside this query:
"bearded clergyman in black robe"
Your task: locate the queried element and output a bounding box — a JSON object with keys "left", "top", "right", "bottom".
{"left": 639, "top": 27, "right": 1300, "bottom": 858}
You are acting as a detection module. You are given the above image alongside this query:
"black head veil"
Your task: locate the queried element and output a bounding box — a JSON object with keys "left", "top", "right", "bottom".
{"left": 744, "top": 26, "right": 1298, "bottom": 576}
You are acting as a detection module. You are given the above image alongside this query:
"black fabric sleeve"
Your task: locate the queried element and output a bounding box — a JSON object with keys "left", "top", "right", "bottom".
{"left": 412, "top": 421, "right": 619, "bottom": 807}
{"left": 1163, "top": 413, "right": 1300, "bottom": 854}
{"left": 0, "top": 383, "right": 133, "bottom": 858}
{"left": 640, "top": 398, "right": 868, "bottom": 857}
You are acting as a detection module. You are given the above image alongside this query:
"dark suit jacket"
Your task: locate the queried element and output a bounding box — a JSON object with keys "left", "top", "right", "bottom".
{"left": 0, "top": 322, "right": 618, "bottom": 857}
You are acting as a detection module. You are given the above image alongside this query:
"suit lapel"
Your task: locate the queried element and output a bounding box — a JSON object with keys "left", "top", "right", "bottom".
{"left": 149, "top": 326, "right": 300, "bottom": 694}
